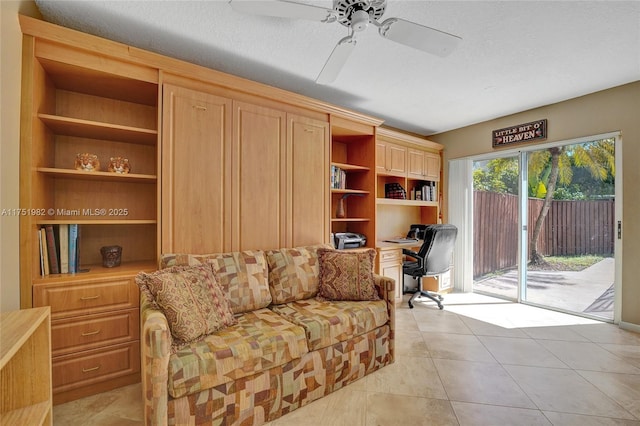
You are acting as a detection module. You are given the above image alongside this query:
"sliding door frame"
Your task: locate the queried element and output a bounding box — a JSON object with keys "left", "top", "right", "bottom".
{"left": 449, "top": 131, "right": 622, "bottom": 323}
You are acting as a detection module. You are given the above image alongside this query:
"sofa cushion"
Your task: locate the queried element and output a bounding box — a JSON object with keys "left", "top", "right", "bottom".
{"left": 136, "top": 264, "right": 237, "bottom": 349}
{"left": 265, "top": 245, "right": 331, "bottom": 304}
{"left": 160, "top": 251, "right": 272, "bottom": 314}
{"left": 270, "top": 298, "right": 389, "bottom": 351}
{"left": 167, "top": 308, "right": 308, "bottom": 399}
{"left": 317, "top": 248, "right": 380, "bottom": 301}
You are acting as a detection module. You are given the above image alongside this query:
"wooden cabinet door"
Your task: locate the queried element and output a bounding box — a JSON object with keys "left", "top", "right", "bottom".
{"left": 375, "top": 141, "right": 387, "bottom": 173}
{"left": 378, "top": 248, "right": 404, "bottom": 301}
{"left": 424, "top": 152, "right": 441, "bottom": 181}
{"left": 387, "top": 144, "right": 407, "bottom": 176}
{"left": 376, "top": 140, "right": 406, "bottom": 176}
{"left": 288, "top": 114, "right": 330, "bottom": 247}
{"left": 162, "top": 84, "right": 232, "bottom": 253}
{"left": 407, "top": 149, "right": 425, "bottom": 179}
{"left": 232, "top": 101, "right": 286, "bottom": 251}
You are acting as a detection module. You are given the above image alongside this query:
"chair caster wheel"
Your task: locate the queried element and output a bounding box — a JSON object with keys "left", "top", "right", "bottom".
{"left": 438, "top": 295, "right": 444, "bottom": 301}
{"left": 408, "top": 303, "right": 414, "bottom": 309}
{"left": 438, "top": 304, "right": 444, "bottom": 310}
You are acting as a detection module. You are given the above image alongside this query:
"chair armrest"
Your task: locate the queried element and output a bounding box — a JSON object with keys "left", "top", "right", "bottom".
{"left": 140, "top": 291, "right": 171, "bottom": 426}
{"left": 373, "top": 273, "right": 395, "bottom": 363}
{"left": 402, "top": 248, "right": 420, "bottom": 258}
{"left": 402, "top": 249, "right": 422, "bottom": 267}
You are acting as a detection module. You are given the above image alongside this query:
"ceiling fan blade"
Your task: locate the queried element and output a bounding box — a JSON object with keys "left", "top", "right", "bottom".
{"left": 316, "top": 36, "right": 357, "bottom": 84}
{"left": 229, "top": 0, "right": 334, "bottom": 22}
{"left": 378, "top": 18, "right": 461, "bottom": 57}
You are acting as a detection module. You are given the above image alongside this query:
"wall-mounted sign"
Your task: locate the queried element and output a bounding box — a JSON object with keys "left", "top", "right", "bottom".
{"left": 492, "top": 119, "right": 547, "bottom": 148}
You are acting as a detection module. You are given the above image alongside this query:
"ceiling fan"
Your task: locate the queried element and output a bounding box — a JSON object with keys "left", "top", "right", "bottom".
{"left": 229, "top": 0, "right": 461, "bottom": 84}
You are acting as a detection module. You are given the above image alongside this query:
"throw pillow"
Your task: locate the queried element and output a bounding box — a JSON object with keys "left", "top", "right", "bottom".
{"left": 136, "top": 263, "right": 237, "bottom": 348}
{"left": 266, "top": 245, "right": 332, "bottom": 304}
{"left": 159, "top": 250, "right": 271, "bottom": 314}
{"left": 317, "top": 248, "right": 380, "bottom": 301}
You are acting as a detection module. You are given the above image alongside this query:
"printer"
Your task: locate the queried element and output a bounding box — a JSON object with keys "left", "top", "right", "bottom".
{"left": 333, "top": 232, "right": 367, "bottom": 249}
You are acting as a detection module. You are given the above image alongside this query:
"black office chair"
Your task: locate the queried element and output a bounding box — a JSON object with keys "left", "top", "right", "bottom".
{"left": 403, "top": 224, "right": 458, "bottom": 310}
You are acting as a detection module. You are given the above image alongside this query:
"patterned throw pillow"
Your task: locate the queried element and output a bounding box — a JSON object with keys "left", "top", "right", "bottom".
{"left": 136, "top": 264, "right": 237, "bottom": 348}
{"left": 317, "top": 248, "right": 380, "bottom": 301}
{"left": 266, "top": 245, "right": 332, "bottom": 304}
{"left": 158, "top": 251, "right": 271, "bottom": 314}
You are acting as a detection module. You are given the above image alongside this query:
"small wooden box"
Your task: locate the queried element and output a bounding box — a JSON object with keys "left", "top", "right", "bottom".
{"left": 420, "top": 270, "right": 451, "bottom": 293}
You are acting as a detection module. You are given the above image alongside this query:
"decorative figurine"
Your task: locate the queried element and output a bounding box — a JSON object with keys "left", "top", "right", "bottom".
{"left": 74, "top": 153, "right": 100, "bottom": 171}
{"left": 107, "top": 157, "right": 131, "bottom": 174}
{"left": 100, "top": 245, "right": 122, "bottom": 268}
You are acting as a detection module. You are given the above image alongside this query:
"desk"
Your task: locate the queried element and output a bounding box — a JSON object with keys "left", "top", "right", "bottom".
{"left": 376, "top": 240, "right": 452, "bottom": 303}
{"left": 0, "top": 307, "right": 52, "bottom": 425}
{"left": 376, "top": 240, "right": 420, "bottom": 302}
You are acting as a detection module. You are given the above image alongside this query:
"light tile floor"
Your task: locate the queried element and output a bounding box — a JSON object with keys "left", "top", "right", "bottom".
{"left": 53, "top": 293, "right": 640, "bottom": 425}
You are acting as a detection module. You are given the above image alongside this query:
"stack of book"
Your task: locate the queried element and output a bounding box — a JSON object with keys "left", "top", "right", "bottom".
{"left": 411, "top": 181, "right": 438, "bottom": 202}
{"left": 385, "top": 183, "right": 406, "bottom": 199}
{"left": 330, "top": 165, "right": 346, "bottom": 190}
{"left": 38, "top": 224, "right": 80, "bottom": 276}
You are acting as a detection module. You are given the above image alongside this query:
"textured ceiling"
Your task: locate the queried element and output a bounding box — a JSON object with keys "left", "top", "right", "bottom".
{"left": 35, "top": 0, "right": 640, "bottom": 135}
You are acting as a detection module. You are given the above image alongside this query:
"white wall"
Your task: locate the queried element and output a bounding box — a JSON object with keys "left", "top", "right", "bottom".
{"left": 0, "top": 1, "right": 41, "bottom": 312}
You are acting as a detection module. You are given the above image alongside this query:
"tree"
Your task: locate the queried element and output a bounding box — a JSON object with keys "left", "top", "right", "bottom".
{"left": 473, "top": 157, "right": 518, "bottom": 194}
{"left": 528, "top": 139, "right": 615, "bottom": 265}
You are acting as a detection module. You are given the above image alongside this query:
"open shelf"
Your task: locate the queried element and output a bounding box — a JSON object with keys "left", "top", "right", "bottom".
{"left": 331, "top": 162, "right": 370, "bottom": 172}
{"left": 331, "top": 188, "right": 369, "bottom": 195}
{"left": 39, "top": 114, "right": 157, "bottom": 145}
{"left": 37, "top": 56, "right": 158, "bottom": 106}
{"left": 36, "top": 219, "right": 157, "bottom": 225}
{"left": 32, "top": 259, "right": 157, "bottom": 283}
{"left": 377, "top": 198, "right": 439, "bottom": 207}
{"left": 37, "top": 167, "right": 156, "bottom": 183}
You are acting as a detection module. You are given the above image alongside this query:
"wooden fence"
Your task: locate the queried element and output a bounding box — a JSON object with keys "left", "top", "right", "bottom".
{"left": 473, "top": 191, "right": 614, "bottom": 278}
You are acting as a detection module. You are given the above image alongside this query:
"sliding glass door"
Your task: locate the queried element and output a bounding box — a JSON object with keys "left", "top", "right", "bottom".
{"left": 472, "top": 155, "right": 520, "bottom": 300}
{"left": 523, "top": 138, "right": 616, "bottom": 320}
{"left": 469, "top": 135, "right": 618, "bottom": 321}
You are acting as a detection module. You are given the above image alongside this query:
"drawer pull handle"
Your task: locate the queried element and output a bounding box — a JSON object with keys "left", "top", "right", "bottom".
{"left": 80, "top": 295, "right": 100, "bottom": 301}
{"left": 82, "top": 365, "right": 101, "bottom": 373}
{"left": 81, "top": 329, "right": 101, "bottom": 336}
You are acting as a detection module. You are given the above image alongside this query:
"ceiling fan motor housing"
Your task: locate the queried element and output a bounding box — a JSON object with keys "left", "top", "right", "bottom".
{"left": 334, "top": 0, "right": 386, "bottom": 29}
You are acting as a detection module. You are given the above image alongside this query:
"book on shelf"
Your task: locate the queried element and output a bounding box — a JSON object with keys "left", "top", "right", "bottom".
{"left": 39, "top": 223, "right": 81, "bottom": 275}
{"left": 38, "top": 228, "right": 46, "bottom": 276}
{"left": 330, "top": 165, "right": 346, "bottom": 190}
{"left": 59, "top": 224, "right": 69, "bottom": 273}
{"left": 385, "top": 182, "right": 406, "bottom": 199}
{"left": 69, "top": 224, "right": 78, "bottom": 273}
{"left": 40, "top": 228, "right": 49, "bottom": 276}
{"left": 411, "top": 181, "right": 438, "bottom": 202}
{"left": 44, "top": 224, "right": 60, "bottom": 274}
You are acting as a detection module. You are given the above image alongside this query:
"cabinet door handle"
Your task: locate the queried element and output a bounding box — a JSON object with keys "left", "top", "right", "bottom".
{"left": 82, "top": 365, "right": 101, "bottom": 373}
{"left": 80, "top": 295, "right": 100, "bottom": 301}
{"left": 81, "top": 329, "right": 101, "bottom": 336}
{"left": 192, "top": 105, "right": 207, "bottom": 111}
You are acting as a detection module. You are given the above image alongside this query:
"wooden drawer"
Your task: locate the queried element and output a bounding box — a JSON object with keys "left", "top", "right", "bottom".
{"left": 379, "top": 248, "right": 402, "bottom": 264}
{"left": 33, "top": 277, "right": 139, "bottom": 319}
{"left": 52, "top": 341, "right": 140, "bottom": 394}
{"left": 51, "top": 308, "right": 139, "bottom": 357}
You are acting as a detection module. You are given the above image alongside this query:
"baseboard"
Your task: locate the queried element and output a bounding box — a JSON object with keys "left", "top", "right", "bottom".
{"left": 619, "top": 321, "right": 640, "bottom": 333}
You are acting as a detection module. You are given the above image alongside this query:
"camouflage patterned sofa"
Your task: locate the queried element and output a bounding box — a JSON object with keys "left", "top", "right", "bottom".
{"left": 139, "top": 245, "right": 395, "bottom": 425}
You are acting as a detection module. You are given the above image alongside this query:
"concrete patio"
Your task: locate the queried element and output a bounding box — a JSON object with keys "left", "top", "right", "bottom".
{"left": 473, "top": 258, "right": 615, "bottom": 320}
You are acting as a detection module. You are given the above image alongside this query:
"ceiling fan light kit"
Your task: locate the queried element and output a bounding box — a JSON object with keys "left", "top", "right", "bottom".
{"left": 230, "top": 0, "right": 461, "bottom": 83}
